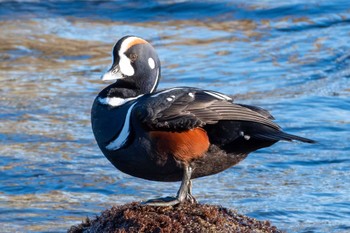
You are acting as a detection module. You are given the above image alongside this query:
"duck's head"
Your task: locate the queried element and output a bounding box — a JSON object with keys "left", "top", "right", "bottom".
{"left": 101, "top": 36, "right": 161, "bottom": 94}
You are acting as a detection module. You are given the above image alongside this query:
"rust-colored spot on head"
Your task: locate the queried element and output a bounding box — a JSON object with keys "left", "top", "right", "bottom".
{"left": 149, "top": 128, "right": 210, "bottom": 163}
{"left": 126, "top": 37, "right": 148, "bottom": 50}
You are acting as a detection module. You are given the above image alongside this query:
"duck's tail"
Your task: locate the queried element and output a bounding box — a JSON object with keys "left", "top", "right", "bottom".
{"left": 254, "top": 130, "right": 316, "bottom": 144}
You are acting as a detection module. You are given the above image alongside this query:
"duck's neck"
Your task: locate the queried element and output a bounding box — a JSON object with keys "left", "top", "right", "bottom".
{"left": 100, "top": 80, "right": 145, "bottom": 99}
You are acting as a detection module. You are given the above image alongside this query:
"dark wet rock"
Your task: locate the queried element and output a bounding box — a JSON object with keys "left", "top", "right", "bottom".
{"left": 68, "top": 202, "right": 283, "bottom": 233}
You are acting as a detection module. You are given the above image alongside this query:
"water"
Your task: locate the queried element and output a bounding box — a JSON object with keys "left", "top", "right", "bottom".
{"left": 0, "top": 0, "right": 349, "bottom": 232}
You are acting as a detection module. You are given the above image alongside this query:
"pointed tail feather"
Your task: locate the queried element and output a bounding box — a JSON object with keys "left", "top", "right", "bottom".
{"left": 280, "top": 132, "right": 316, "bottom": 143}
{"left": 255, "top": 131, "right": 316, "bottom": 143}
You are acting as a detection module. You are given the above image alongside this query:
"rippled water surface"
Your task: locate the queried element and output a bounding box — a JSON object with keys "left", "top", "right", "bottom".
{"left": 1, "top": 1, "right": 350, "bottom": 232}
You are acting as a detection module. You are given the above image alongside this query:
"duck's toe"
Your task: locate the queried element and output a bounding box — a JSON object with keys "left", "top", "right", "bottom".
{"left": 142, "top": 196, "right": 180, "bottom": 207}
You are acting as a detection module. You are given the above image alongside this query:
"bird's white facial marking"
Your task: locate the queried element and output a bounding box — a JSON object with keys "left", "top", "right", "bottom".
{"left": 106, "top": 101, "right": 138, "bottom": 150}
{"left": 117, "top": 37, "right": 145, "bottom": 77}
{"left": 188, "top": 92, "right": 194, "bottom": 98}
{"left": 103, "top": 37, "right": 150, "bottom": 81}
{"left": 166, "top": 97, "right": 173, "bottom": 101}
{"left": 148, "top": 57, "right": 155, "bottom": 69}
{"left": 119, "top": 55, "right": 134, "bottom": 76}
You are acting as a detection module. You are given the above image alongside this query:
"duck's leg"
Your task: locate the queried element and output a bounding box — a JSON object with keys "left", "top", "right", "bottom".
{"left": 176, "top": 165, "right": 196, "bottom": 203}
{"left": 186, "top": 180, "right": 196, "bottom": 203}
{"left": 143, "top": 164, "right": 195, "bottom": 206}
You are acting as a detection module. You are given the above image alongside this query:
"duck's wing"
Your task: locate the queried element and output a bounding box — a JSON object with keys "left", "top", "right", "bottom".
{"left": 134, "top": 88, "right": 280, "bottom": 132}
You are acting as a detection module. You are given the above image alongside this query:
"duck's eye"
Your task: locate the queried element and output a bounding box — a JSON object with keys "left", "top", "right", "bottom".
{"left": 129, "top": 53, "right": 138, "bottom": 62}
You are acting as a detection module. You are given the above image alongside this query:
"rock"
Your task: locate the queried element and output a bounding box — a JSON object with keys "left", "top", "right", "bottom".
{"left": 68, "top": 202, "right": 283, "bottom": 233}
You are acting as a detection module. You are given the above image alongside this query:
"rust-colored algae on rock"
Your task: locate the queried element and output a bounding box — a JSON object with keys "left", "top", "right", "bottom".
{"left": 68, "top": 202, "right": 283, "bottom": 233}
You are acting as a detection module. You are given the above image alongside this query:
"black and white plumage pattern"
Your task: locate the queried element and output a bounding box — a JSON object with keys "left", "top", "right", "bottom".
{"left": 134, "top": 87, "right": 280, "bottom": 131}
{"left": 91, "top": 35, "right": 315, "bottom": 206}
{"left": 103, "top": 87, "right": 312, "bottom": 152}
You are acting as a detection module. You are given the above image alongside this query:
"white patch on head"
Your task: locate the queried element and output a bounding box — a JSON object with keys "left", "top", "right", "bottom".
{"left": 119, "top": 55, "right": 134, "bottom": 76}
{"left": 188, "top": 92, "right": 194, "bottom": 98}
{"left": 166, "top": 97, "right": 173, "bottom": 101}
{"left": 148, "top": 57, "right": 155, "bottom": 69}
{"left": 118, "top": 37, "right": 140, "bottom": 76}
{"left": 204, "top": 91, "right": 232, "bottom": 101}
{"left": 106, "top": 101, "right": 138, "bottom": 150}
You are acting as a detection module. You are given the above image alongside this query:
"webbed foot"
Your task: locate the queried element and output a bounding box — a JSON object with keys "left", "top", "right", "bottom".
{"left": 142, "top": 196, "right": 180, "bottom": 206}
{"left": 142, "top": 165, "right": 196, "bottom": 207}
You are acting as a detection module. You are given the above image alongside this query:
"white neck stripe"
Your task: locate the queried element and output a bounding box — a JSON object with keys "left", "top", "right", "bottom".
{"left": 150, "top": 68, "right": 159, "bottom": 93}
{"left": 98, "top": 95, "right": 143, "bottom": 107}
{"left": 106, "top": 101, "right": 138, "bottom": 150}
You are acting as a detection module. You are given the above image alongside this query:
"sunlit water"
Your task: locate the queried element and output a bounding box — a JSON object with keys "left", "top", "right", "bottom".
{"left": 0, "top": 1, "right": 349, "bottom": 232}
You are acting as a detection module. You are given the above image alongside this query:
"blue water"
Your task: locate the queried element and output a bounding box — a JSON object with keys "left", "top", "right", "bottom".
{"left": 0, "top": 0, "right": 349, "bottom": 232}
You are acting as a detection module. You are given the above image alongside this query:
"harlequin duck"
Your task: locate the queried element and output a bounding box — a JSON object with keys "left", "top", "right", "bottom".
{"left": 91, "top": 35, "right": 315, "bottom": 206}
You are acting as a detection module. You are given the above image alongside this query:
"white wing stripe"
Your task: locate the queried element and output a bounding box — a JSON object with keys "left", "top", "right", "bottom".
{"left": 151, "top": 87, "right": 182, "bottom": 98}
{"left": 203, "top": 91, "right": 232, "bottom": 101}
